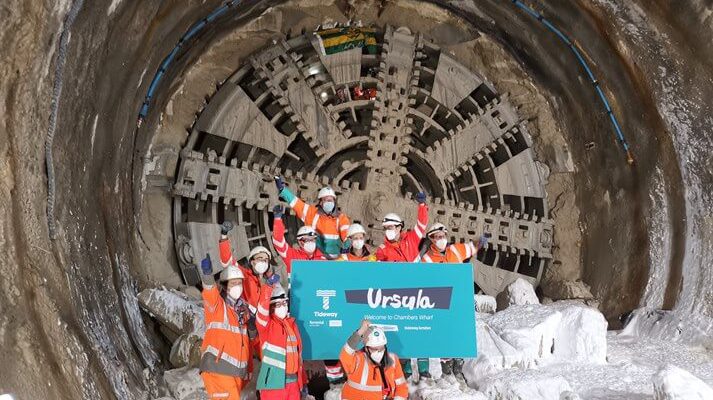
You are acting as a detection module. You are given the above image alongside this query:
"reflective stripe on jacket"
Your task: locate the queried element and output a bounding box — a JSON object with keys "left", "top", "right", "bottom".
{"left": 339, "top": 331, "right": 408, "bottom": 400}
{"left": 272, "top": 217, "right": 326, "bottom": 274}
{"left": 422, "top": 242, "right": 477, "bottom": 263}
{"left": 200, "top": 286, "right": 251, "bottom": 378}
{"left": 255, "top": 285, "right": 306, "bottom": 391}
{"left": 219, "top": 238, "right": 264, "bottom": 313}
{"left": 279, "top": 187, "right": 350, "bottom": 259}
{"left": 375, "top": 203, "right": 428, "bottom": 262}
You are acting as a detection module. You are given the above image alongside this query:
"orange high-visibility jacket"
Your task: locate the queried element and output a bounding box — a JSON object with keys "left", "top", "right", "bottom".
{"left": 375, "top": 203, "right": 428, "bottom": 262}
{"left": 338, "top": 247, "right": 377, "bottom": 261}
{"left": 279, "top": 187, "right": 350, "bottom": 259}
{"left": 272, "top": 217, "right": 326, "bottom": 274}
{"left": 200, "top": 286, "right": 252, "bottom": 378}
{"left": 219, "top": 238, "right": 265, "bottom": 313}
{"left": 422, "top": 242, "right": 478, "bottom": 263}
{"left": 339, "top": 331, "right": 408, "bottom": 400}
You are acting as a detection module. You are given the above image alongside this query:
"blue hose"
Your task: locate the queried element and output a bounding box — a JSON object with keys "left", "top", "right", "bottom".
{"left": 137, "top": 0, "right": 243, "bottom": 123}
{"left": 510, "top": 0, "right": 634, "bottom": 164}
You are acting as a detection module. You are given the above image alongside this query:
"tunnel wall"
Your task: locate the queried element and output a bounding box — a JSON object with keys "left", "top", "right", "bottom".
{"left": 1, "top": 0, "right": 711, "bottom": 398}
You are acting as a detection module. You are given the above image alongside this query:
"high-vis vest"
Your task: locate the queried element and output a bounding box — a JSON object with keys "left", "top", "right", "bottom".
{"left": 338, "top": 247, "right": 377, "bottom": 261}
{"left": 279, "top": 187, "right": 351, "bottom": 259}
{"left": 255, "top": 285, "right": 306, "bottom": 391}
{"left": 272, "top": 217, "right": 326, "bottom": 273}
{"left": 200, "top": 286, "right": 251, "bottom": 378}
{"left": 339, "top": 333, "right": 408, "bottom": 400}
{"left": 421, "top": 242, "right": 477, "bottom": 263}
{"left": 219, "top": 238, "right": 265, "bottom": 313}
{"left": 375, "top": 203, "right": 428, "bottom": 263}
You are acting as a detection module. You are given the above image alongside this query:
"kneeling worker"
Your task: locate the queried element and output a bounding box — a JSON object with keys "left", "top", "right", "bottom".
{"left": 340, "top": 320, "right": 408, "bottom": 400}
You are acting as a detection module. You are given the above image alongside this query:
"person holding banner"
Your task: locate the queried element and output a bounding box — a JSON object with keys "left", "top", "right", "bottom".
{"left": 421, "top": 223, "right": 489, "bottom": 378}
{"left": 198, "top": 255, "right": 255, "bottom": 399}
{"left": 421, "top": 223, "right": 489, "bottom": 264}
{"left": 375, "top": 192, "right": 428, "bottom": 263}
{"left": 254, "top": 277, "right": 309, "bottom": 400}
{"left": 274, "top": 176, "right": 351, "bottom": 259}
{"left": 375, "top": 193, "right": 431, "bottom": 379}
{"left": 339, "top": 223, "right": 377, "bottom": 261}
{"left": 272, "top": 204, "right": 343, "bottom": 386}
{"left": 340, "top": 320, "right": 408, "bottom": 400}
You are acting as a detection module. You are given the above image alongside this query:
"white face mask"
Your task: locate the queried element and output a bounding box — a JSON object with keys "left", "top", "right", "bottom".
{"left": 274, "top": 305, "right": 288, "bottom": 319}
{"left": 352, "top": 239, "right": 365, "bottom": 250}
{"left": 253, "top": 261, "right": 268, "bottom": 274}
{"left": 385, "top": 229, "right": 398, "bottom": 241}
{"left": 435, "top": 238, "right": 448, "bottom": 251}
{"left": 369, "top": 349, "right": 385, "bottom": 363}
{"left": 303, "top": 241, "right": 316, "bottom": 254}
{"left": 228, "top": 285, "right": 243, "bottom": 301}
{"left": 322, "top": 201, "right": 335, "bottom": 214}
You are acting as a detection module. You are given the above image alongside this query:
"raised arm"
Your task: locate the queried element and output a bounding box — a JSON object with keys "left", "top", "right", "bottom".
{"left": 413, "top": 192, "right": 428, "bottom": 239}
{"left": 275, "top": 176, "right": 318, "bottom": 226}
{"left": 199, "top": 254, "right": 222, "bottom": 314}
{"left": 340, "top": 319, "right": 370, "bottom": 374}
{"left": 271, "top": 205, "right": 295, "bottom": 272}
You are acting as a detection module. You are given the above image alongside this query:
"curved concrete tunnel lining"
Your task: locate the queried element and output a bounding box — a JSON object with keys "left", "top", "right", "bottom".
{"left": 4, "top": 0, "right": 713, "bottom": 398}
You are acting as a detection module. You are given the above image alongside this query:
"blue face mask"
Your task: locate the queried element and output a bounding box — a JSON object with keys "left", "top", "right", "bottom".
{"left": 322, "top": 201, "right": 335, "bottom": 214}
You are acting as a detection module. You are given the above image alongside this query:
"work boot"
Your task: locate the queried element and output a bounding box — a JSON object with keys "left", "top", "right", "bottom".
{"left": 401, "top": 359, "right": 413, "bottom": 380}
{"left": 452, "top": 358, "right": 465, "bottom": 379}
{"left": 440, "top": 359, "right": 452, "bottom": 375}
{"left": 418, "top": 370, "right": 432, "bottom": 380}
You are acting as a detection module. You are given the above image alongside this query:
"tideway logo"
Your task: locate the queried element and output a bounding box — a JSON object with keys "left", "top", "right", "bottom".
{"left": 345, "top": 287, "right": 453, "bottom": 310}
{"left": 316, "top": 289, "right": 337, "bottom": 310}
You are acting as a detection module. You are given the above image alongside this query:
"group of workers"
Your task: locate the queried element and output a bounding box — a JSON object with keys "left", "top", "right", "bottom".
{"left": 198, "top": 177, "right": 488, "bottom": 399}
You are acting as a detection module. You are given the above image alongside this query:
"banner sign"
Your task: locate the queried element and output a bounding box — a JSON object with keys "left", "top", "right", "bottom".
{"left": 290, "top": 261, "right": 477, "bottom": 360}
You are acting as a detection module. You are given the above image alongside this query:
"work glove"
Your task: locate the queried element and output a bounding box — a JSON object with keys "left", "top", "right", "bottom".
{"left": 273, "top": 204, "right": 284, "bottom": 219}
{"left": 416, "top": 192, "right": 427, "bottom": 204}
{"left": 200, "top": 254, "right": 212, "bottom": 275}
{"left": 267, "top": 273, "right": 281, "bottom": 286}
{"left": 220, "top": 221, "right": 234, "bottom": 235}
{"left": 274, "top": 176, "right": 286, "bottom": 192}
{"left": 478, "top": 233, "right": 491, "bottom": 249}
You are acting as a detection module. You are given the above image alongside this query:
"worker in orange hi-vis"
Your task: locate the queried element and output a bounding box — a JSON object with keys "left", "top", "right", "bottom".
{"left": 217, "top": 221, "right": 273, "bottom": 314}
{"left": 375, "top": 191, "right": 428, "bottom": 263}
{"left": 270, "top": 204, "right": 327, "bottom": 277}
{"left": 421, "top": 223, "right": 489, "bottom": 264}
{"left": 274, "top": 176, "right": 350, "bottom": 260}
{"left": 421, "top": 223, "right": 489, "bottom": 379}
{"left": 198, "top": 252, "right": 255, "bottom": 400}
{"left": 338, "top": 223, "right": 377, "bottom": 261}
{"left": 340, "top": 319, "right": 408, "bottom": 400}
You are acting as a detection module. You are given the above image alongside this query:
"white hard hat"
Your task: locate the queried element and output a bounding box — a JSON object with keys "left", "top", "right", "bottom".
{"left": 365, "top": 326, "right": 388, "bottom": 347}
{"left": 270, "top": 283, "right": 288, "bottom": 304}
{"left": 347, "top": 223, "right": 366, "bottom": 238}
{"left": 382, "top": 213, "right": 403, "bottom": 227}
{"left": 248, "top": 246, "right": 271, "bottom": 261}
{"left": 219, "top": 265, "right": 244, "bottom": 282}
{"left": 318, "top": 187, "right": 337, "bottom": 199}
{"left": 426, "top": 223, "right": 447, "bottom": 237}
{"left": 296, "top": 225, "right": 317, "bottom": 239}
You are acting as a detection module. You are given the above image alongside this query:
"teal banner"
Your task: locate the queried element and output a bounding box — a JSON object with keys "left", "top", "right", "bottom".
{"left": 290, "top": 261, "right": 477, "bottom": 360}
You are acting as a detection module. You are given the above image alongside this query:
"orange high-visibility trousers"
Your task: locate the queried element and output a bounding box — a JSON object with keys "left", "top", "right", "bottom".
{"left": 201, "top": 371, "right": 245, "bottom": 399}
